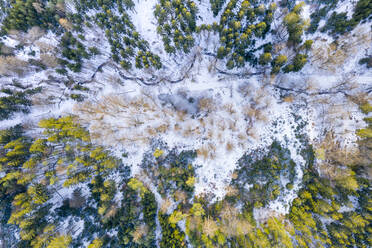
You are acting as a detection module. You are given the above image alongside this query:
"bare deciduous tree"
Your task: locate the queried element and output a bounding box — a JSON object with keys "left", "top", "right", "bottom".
{"left": 0, "top": 56, "right": 28, "bottom": 76}
{"left": 132, "top": 224, "right": 148, "bottom": 244}
{"left": 40, "top": 54, "right": 59, "bottom": 68}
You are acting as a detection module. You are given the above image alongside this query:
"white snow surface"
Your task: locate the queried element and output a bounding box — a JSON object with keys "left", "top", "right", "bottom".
{"left": 131, "top": 0, "right": 163, "bottom": 54}
{"left": 68, "top": 45, "right": 366, "bottom": 215}
{"left": 70, "top": 59, "right": 298, "bottom": 202}
{"left": 0, "top": 0, "right": 370, "bottom": 219}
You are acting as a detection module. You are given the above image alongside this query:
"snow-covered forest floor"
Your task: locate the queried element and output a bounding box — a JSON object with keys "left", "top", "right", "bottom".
{"left": 0, "top": 0, "right": 371, "bottom": 247}
{"left": 0, "top": 0, "right": 371, "bottom": 211}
